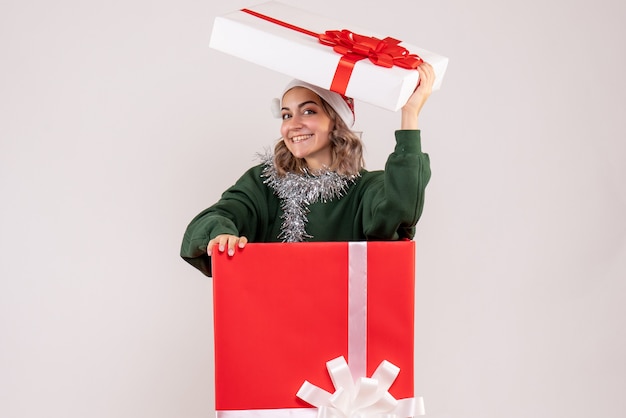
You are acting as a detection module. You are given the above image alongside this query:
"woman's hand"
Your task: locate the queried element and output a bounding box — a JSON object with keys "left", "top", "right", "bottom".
{"left": 207, "top": 234, "right": 248, "bottom": 257}
{"left": 401, "top": 62, "right": 436, "bottom": 130}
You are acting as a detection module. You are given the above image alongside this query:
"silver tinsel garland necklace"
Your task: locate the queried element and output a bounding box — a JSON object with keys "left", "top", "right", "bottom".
{"left": 260, "top": 153, "right": 358, "bottom": 242}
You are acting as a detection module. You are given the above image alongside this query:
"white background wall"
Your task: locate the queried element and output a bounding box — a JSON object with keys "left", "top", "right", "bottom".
{"left": 1, "top": 0, "right": 624, "bottom": 417}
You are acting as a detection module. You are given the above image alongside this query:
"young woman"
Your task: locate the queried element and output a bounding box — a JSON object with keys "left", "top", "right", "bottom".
{"left": 181, "top": 63, "right": 435, "bottom": 276}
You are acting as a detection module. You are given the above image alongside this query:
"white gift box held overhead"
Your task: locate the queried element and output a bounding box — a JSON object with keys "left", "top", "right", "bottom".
{"left": 209, "top": 1, "right": 449, "bottom": 111}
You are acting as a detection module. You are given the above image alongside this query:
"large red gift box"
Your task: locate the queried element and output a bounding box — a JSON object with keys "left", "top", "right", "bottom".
{"left": 211, "top": 241, "right": 418, "bottom": 417}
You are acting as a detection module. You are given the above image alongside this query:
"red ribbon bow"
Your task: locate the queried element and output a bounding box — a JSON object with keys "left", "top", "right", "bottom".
{"left": 241, "top": 8, "right": 423, "bottom": 95}
{"left": 319, "top": 30, "right": 423, "bottom": 69}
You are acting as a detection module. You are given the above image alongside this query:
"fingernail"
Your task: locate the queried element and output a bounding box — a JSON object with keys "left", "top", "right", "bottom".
{"left": 228, "top": 249, "right": 235, "bottom": 256}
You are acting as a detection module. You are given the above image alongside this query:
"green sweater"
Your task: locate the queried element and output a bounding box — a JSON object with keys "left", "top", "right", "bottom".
{"left": 181, "top": 130, "right": 430, "bottom": 276}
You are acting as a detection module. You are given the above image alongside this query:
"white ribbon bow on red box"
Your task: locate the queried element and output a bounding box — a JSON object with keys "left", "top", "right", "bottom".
{"left": 297, "top": 356, "right": 425, "bottom": 418}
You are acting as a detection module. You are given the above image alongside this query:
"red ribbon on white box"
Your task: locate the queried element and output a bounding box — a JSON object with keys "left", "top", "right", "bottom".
{"left": 241, "top": 8, "right": 423, "bottom": 95}
{"left": 216, "top": 242, "right": 423, "bottom": 418}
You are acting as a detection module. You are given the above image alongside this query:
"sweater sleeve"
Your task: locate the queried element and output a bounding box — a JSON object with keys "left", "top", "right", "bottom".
{"left": 362, "top": 130, "right": 431, "bottom": 240}
{"left": 180, "top": 165, "right": 273, "bottom": 277}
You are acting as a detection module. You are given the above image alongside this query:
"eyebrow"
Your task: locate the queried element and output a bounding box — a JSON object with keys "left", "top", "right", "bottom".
{"left": 281, "top": 100, "right": 319, "bottom": 111}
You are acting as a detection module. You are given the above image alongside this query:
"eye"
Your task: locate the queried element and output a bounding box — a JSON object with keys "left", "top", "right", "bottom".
{"left": 303, "top": 108, "right": 316, "bottom": 115}
{"left": 281, "top": 113, "right": 292, "bottom": 120}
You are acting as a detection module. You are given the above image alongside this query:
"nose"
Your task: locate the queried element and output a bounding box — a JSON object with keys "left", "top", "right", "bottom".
{"left": 285, "top": 114, "right": 303, "bottom": 129}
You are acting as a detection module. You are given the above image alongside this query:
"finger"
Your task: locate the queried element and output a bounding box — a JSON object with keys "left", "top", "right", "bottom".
{"left": 417, "top": 65, "right": 430, "bottom": 83}
{"left": 416, "top": 71, "right": 433, "bottom": 95}
{"left": 238, "top": 236, "right": 248, "bottom": 248}
{"left": 216, "top": 235, "right": 229, "bottom": 253}
{"left": 427, "top": 63, "right": 436, "bottom": 79}
{"left": 227, "top": 236, "right": 240, "bottom": 256}
{"left": 207, "top": 237, "right": 221, "bottom": 256}
{"left": 420, "top": 61, "right": 434, "bottom": 74}
{"left": 208, "top": 235, "right": 230, "bottom": 255}
{"left": 419, "top": 63, "right": 435, "bottom": 86}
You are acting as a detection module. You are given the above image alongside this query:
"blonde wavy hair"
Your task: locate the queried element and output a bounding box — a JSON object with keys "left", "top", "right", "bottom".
{"left": 273, "top": 97, "right": 364, "bottom": 177}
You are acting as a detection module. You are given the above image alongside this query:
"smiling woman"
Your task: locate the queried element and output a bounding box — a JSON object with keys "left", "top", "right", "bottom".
{"left": 180, "top": 63, "right": 436, "bottom": 277}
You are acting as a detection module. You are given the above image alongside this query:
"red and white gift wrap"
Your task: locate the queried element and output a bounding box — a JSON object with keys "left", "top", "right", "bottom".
{"left": 211, "top": 241, "right": 424, "bottom": 418}
{"left": 209, "top": 1, "right": 449, "bottom": 111}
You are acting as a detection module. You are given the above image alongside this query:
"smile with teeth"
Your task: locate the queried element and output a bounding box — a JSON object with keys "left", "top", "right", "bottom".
{"left": 290, "top": 134, "right": 313, "bottom": 143}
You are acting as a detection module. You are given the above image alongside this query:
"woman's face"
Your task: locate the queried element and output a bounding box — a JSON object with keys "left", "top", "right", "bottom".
{"left": 280, "top": 87, "right": 334, "bottom": 171}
